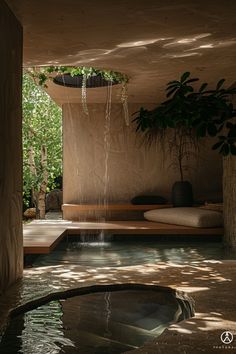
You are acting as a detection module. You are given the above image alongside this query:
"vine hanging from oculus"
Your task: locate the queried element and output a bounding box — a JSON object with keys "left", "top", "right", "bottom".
{"left": 27, "top": 66, "right": 130, "bottom": 125}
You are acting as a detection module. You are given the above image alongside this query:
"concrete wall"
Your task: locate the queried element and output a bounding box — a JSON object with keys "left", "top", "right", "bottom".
{"left": 0, "top": 1, "right": 23, "bottom": 293}
{"left": 63, "top": 103, "right": 222, "bottom": 218}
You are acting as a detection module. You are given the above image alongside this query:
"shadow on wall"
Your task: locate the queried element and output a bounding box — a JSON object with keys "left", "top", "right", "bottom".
{"left": 62, "top": 103, "right": 222, "bottom": 204}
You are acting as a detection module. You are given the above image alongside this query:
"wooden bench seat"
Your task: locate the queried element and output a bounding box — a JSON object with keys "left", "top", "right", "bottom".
{"left": 62, "top": 203, "right": 171, "bottom": 221}
{"left": 62, "top": 203, "right": 171, "bottom": 211}
{"left": 67, "top": 220, "right": 223, "bottom": 235}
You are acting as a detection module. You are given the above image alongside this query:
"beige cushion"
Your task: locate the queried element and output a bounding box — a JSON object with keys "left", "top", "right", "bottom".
{"left": 144, "top": 207, "right": 223, "bottom": 228}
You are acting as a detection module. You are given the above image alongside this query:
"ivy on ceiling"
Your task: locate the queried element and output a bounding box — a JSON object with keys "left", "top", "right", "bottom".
{"left": 27, "top": 66, "right": 130, "bottom": 125}
{"left": 28, "top": 66, "right": 129, "bottom": 87}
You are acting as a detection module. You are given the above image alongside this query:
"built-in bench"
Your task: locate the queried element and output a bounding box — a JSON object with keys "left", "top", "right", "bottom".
{"left": 62, "top": 203, "right": 171, "bottom": 221}
{"left": 24, "top": 204, "right": 223, "bottom": 254}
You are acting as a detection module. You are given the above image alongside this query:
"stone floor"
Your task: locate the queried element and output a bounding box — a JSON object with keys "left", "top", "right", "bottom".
{"left": 0, "top": 256, "right": 236, "bottom": 353}
{"left": 45, "top": 211, "right": 62, "bottom": 220}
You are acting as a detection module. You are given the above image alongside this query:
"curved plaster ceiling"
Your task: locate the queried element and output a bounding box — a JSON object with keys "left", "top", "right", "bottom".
{"left": 6, "top": 0, "right": 236, "bottom": 104}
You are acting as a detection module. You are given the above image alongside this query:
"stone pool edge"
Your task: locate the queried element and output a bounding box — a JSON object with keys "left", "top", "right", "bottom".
{"left": 1, "top": 283, "right": 194, "bottom": 337}
{"left": 1, "top": 260, "right": 236, "bottom": 353}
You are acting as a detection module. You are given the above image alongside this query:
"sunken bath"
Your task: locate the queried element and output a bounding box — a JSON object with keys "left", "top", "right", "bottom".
{"left": 2, "top": 234, "right": 236, "bottom": 354}
{"left": 0, "top": 284, "right": 194, "bottom": 354}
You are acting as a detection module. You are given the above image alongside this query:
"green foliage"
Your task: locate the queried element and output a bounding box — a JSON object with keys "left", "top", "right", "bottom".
{"left": 133, "top": 72, "right": 236, "bottom": 157}
{"left": 22, "top": 73, "right": 62, "bottom": 207}
{"left": 27, "top": 66, "right": 129, "bottom": 87}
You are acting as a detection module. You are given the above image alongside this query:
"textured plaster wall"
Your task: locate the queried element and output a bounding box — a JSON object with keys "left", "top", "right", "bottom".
{"left": 0, "top": 1, "right": 23, "bottom": 293}
{"left": 63, "top": 103, "right": 222, "bottom": 208}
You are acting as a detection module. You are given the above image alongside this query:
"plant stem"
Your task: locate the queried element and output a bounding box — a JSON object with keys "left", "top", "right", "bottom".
{"left": 179, "top": 156, "right": 184, "bottom": 182}
{"left": 178, "top": 129, "right": 184, "bottom": 181}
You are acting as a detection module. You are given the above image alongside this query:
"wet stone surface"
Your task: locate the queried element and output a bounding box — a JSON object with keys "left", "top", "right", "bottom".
{"left": 0, "top": 239, "right": 236, "bottom": 353}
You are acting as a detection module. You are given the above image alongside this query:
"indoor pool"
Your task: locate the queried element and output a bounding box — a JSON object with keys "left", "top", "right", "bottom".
{"left": 0, "top": 287, "right": 194, "bottom": 354}
{"left": 30, "top": 237, "right": 235, "bottom": 268}
{"left": 15, "top": 236, "right": 233, "bottom": 354}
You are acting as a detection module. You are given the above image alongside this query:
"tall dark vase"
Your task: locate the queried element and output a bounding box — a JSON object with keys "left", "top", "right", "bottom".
{"left": 172, "top": 181, "right": 193, "bottom": 207}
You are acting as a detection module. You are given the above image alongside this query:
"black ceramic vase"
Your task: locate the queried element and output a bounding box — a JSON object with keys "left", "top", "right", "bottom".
{"left": 172, "top": 181, "right": 193, "bottom": 207}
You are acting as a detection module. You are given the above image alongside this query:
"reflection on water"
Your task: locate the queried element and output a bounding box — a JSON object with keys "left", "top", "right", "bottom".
{"left": 0, "top": 301, "right": 74, "bottom": 354}
{"left": 0, "top": 290, "right": 194, "bottom": 354}
{"left": 33, "top": 240, "right": 235, "bottom": 268}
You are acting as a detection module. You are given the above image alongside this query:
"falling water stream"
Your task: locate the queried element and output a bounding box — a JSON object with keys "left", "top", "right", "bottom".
{"left": 97, "top": 79, "right": 113, "bottom": 243}
{"left": 121, "top": 82, "right": 129, "bottom": 126}
{"left": 81, "top": 74, "right": 89, "bottom": 116}
{"left": 65, "top": 77, "right": 114, "bottom": 246}
{"left": 103, "top": 80, "right": 113, "bottom": 207}
{"left": 61, "top": 72, "right": 128, "bottom": 246}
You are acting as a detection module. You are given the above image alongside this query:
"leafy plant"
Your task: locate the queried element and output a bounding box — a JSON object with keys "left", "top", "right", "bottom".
{"left": 27, "top": 66, "right": 129, "bottom": 87}
{"left": 27, "top": 65, "right": 130, "bottom": 124}
{"left": 23, "top": 73, "right": 62, "bottom": 218}
{"left": 133, "top": 72, "right": 236, "bottom": 180}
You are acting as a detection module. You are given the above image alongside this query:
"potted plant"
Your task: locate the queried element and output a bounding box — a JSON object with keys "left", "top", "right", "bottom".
{"left": 133, "top": 72, "right": 236, "bottom": 206}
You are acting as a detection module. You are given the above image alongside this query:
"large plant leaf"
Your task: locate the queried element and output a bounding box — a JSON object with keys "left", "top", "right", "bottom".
{"left": 180, "top": 71, "right": 190, "bottom": 83}
{"left": 186, "top": 86, "right": 194, "bottom": 93}
{"left": 166, "top": 84, "right": 179, "bottom": 91}
{"left": 220, "top": 143, "right": 230, "bottom": 156}
{"left": 207, "top": 123, "right": 218, "bottom": 137}
{"left": 167, "top": 80, "right": 180, "bottom": 85}
{"left": 133, "top": 71, "right": 236, "bottom": 157}
{"left": 199, "top": 83, "right": 208, "bottom": 93}
{"left": 216, "top": 78, "right": 225, "bottom": 90}
{"left": 212, "top": 140, "right": 224, "bottom": 150}
{"left": 166, "top": 87, "right": 178, "bottom": 97}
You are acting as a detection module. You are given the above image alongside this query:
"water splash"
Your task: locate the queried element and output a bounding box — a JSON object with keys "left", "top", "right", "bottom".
{"left": 79, "top": 232, "right": 109, "bottom": 246}
{"left": 103, "top": 80, "right": 113, "bottom": 209}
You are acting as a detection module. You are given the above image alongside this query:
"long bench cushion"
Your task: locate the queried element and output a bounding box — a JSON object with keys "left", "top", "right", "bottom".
{"left": 144, "top": 207, "right": 223, "bottom": 228}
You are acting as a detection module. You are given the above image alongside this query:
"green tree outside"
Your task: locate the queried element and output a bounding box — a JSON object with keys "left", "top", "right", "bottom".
{"left": 22, "top": 73, "right": 62, "bottom": 218}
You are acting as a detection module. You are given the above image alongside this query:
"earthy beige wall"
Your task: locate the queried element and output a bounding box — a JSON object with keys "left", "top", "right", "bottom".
{"left": 0, "top": 1, "right": 23, "bottom": 293}
{"left": 63, "top": 103, "right": 222, "bottom": 209}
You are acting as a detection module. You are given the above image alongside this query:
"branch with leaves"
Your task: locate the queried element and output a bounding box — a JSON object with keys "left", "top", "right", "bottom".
{"left": 27, "top": 65, "right": 130, "bottom": 124}
{"left": 27, "top": 66, "right": 129, "bottom": 87}
{"left": 133, "top": 72, "right": 236, "bottom": 180}
{"left": 23, "top": 73, "right": 62, "bottom": 217}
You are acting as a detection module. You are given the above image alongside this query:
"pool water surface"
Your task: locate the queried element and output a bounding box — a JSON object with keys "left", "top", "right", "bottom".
{"left": 0, "top": 289, "right": 194, "bottom": 354}
{"left": 32, "top": 238, "right": 234, "bottom": 268}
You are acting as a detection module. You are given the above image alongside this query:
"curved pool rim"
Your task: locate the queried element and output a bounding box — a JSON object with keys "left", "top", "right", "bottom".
{"left": 8, "top": 282, "right": 195, "bottom": 319}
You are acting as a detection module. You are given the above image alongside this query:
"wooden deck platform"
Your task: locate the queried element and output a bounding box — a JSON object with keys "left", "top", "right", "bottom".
{"left": 23, "top": 220, "right": 223, "bottom": 255}
{"left": 23, "top": 221, "right": 68, "bottom": 254}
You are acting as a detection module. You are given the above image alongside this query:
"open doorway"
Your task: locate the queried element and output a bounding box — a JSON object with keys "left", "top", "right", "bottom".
{"left": 22, "top": 72, "right": 63, "bottom": 220}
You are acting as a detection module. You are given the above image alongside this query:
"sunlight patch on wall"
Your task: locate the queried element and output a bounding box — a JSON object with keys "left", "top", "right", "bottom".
{"left": 164, "top": 52, "right": 202, "bottom": 58}
{"left": 117, "top": 37, "right": 172, "bottom": 48}
{"left": 163, "top": 33, "right": 212, "bottom": 48}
